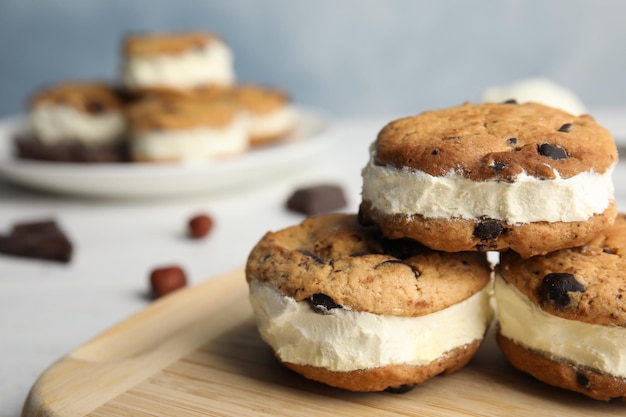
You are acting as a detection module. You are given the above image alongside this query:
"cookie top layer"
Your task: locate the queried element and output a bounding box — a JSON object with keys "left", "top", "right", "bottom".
{"left": 374, "top": 102, "right": 617, "bottom": 181}
{"left": 123, "top": 31, "right": 224, "bottom": 56}
{"left": 126, "top": 97, "right": 241, "bottom": 132}
{"left": 245, "top": 213, "right": 491, "bottom": 316}
{"left": 498, "top": 213, "right": 626, "bottom": 327}
{"left": 29, "top": 82, "right": 124, "bottom": 113}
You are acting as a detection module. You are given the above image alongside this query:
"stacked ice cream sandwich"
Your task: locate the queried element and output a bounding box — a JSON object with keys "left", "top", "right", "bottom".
{"left": 16, "top": 30, "right": 297, "bottom": 164}
{"left": 246, "top": 100, "right": 626, "bottom": 401}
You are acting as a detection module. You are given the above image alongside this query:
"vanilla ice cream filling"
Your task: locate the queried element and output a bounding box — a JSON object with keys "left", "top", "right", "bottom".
{"left": 248, "top": 279, "right": 492, "bottom": 372}
{"left": 122, "top": 42, "right": 235, "bottom": 89}
{"left": 131, "top": 115, "right": 249, "bottom": 161}
{"left": 248, "top": 106, "right": 297, "bottom": 140}
{"left": 361, "top": 146, "right": 614, "bottom": 224}
{"left": 494, "top": 275, "right": 626, "bottom": 378}
{"left": 29, "top": 104, "right": 125, "bottom": 145}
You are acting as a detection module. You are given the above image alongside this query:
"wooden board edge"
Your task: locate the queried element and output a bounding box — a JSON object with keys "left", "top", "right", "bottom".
{"left": 21, "top": 267, "right": 248, "bottom": 417}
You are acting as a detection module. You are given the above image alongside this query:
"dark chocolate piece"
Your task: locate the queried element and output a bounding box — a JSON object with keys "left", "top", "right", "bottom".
{"left": 286, "top": 184, "right": 347, "bottom": 216}
{"left": 14, "top": 136, "right": 128, "bottom": 163}
{"left": 385, "top": 384, "right": 416, "bottom": 394}
{"left": 538, "top": 143, "right": 568, "bottom": 160}
{"left": 0, "top": 220, "right": 73, "bottom": 263}
{"left": 557, "top": 123, "right": 573, "bottom": 133}
{"left": 298, "top": 249, "right": 325, "bottom": 264}
{"left": 539, "top": 272, "right": 585, "bottom": 308}
{"left": 473, "top": 220, "right": 504, "bottom": 241}
{"left": 306, "top": 293, "right": 342, "bottom": 314}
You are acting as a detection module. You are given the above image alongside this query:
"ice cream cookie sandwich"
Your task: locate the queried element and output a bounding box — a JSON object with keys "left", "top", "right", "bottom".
{"left": 360, "top": 101, "right": 617, "bottom": 258}
{"left": 121, "top": 31, "right": 235, "bottom": 93}
{"left": 127, "top": 96, "right": 248, "bottom": 162}
{"left": 495, "top": 214, "right": 626, "bottom": 401}
{"left": 245, "top": 213, "right": 493, "bottom": 392}
{"left": 17, "top": 81, "right": 127, "bottom": 162}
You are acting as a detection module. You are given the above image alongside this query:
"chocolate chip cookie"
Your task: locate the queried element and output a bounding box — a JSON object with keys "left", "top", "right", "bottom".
{"left": 494, "top": 213, "right": 626, "bottom": 401}
{"left": 360, "top": 101, "right": 617, "bottom": 258}
{"left": 245, "top": 213, "right": 493, "bottom": 392}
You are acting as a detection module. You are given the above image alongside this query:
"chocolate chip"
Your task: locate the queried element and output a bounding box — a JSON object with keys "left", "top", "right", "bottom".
{"left": 507, "top": 137, "right": 518, "bottom": 145}
{"left": 306, "top": 293, "right": 342, "bottom": 314}
{"left": 286, "top": 184, "right": 347, "bottom": 216}
{"left": 0, "top": 220, "right": 73, "bottom": 263}
{"left": 385, "top": 384, "right": 415, "bottom": 394}
{"left": 86, "top": 100, "right": 106, "bottom": 114}
{"left": 538, "top": 143, "right": 568, "bottom": 160}
{"left": 375, "top": 259, "right": 404, "bottom": 267}
{"left": 558, "top": 123, "right": 573, "bottom": 133}
{"left": 603, "top": 248, "right": 616, "bottom": 254}
{"left": 576, "top": 372, "right": 590, "bottom": 389}
{"left": 380, "top": 238, "right": 426, "bottom": 259}
{"left": 150, "top": 265, "right": 187, "bottom": 299}
{"left": 502, "top": 99, "right": 518, "bottom": 104}
{"left": 349, "top": 251, "right": 372, "bottom": 257}
{"left": 540, "top": 273, "right": 585, "bottom": 308}
{"left": 491, "top": 162, "right": 506, "bottom": 172}
{"left": 431, "top": 149, "right": 440, "bottom": 155}
{"left": 473, "top": 220, "right": 504, "bottom": 241}
{"left": 188, "top": 213, "right": 213, "bottom": 239}
{"left": 298, "top": 250, "right": 325, "bottom": 264}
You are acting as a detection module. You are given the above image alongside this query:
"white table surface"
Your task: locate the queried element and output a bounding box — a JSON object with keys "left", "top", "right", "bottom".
{"left": 3, "top": 110, "right": 626, "bottom": 417}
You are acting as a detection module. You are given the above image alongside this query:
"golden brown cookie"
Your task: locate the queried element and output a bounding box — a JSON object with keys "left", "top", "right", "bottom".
{"left": 246, "top": 213, "right": 493, "bottom": 392}
{"left": 494, "top": 214, "right": 626, "bottom": 401}
{"left": 360, "top": 101, "right": 618, "bottom": 258}
{"left": 29, "top": 81, "right": 124, "bottom": 114}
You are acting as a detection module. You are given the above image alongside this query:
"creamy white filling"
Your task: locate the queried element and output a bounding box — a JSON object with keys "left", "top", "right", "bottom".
{"left": 122, "top": 41, "right": 235, "bottom": 89}
{"left": 131, "top": 115, "right": 249, "bottom": 161}
{"left": 494, "top": 274, "right": 626, "bottom": 377}
{"left": 29, "top": 104, "right": 125, "bottom": 145}
{"left": 361, "top": 145, "right": 614, "bottom": 224}
{"left": 248, "top": 106, "right": 297, "bottom": 140}
{"left": 248, "top": 279, "right": 492, "bottom": 372}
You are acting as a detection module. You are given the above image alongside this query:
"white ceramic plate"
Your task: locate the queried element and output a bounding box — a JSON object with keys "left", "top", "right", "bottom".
{"left": 0, "top": 108, "right": 331, "bottom": 199}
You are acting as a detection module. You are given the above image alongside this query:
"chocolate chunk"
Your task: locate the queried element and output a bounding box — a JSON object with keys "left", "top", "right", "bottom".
{"left": 473, "top": 220, "right": 504, "bottom": 241}
{"left": 538, "top": 143, "right": 568, "bottom": 160}
{"left": 502, "top": 99, "right": 518, "bottom": 104}
{"left": 385, "top": 384, "right": 415, "bottom": 394}
{"left": 558, "top": 123, "right": 573, "bottom": 133}
{"left": 86, "top": 100, "right": 106, "bottom": 114}
{"left": 507, "top": 137, "right": 518, "bottom": 146}
{"left": 491, "top": 161, "right": 506, "bottom": 172}
{"left": 431, "top": 149, "right": 440, "bottom": 155}
{"left": 298, "top": 249, "right": 325, "bottom": 264}
{"left": 380, "top": 238, "right": 426, "bottom": 259}
{"left": 150, "top": 265, "right": 187, "bottom": 299}
{"left": 188, "top": 213, "right": 213, "bottom": 239}
{"left": 540, "top": 272, "right": 585, "bottom": 308}
{"left": 0, "top": 220, "right": 73, "bottom": 263}
{"left": 576, "top": 372, "right": 590, "bottom": 389}
{"left": 286, "top": 184, "right": 347, "bottom": 216}
{"left": 306, "top": 293, "right": 342, "bottom": 314}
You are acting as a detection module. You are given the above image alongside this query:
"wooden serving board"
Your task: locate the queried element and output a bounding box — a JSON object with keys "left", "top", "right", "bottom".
{"left": 22, "top": 268, "right": 622, "bottom": 417}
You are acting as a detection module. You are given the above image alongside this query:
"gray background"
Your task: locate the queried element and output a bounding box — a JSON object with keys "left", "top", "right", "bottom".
{"left": 1, "top": 0, "right": 625, "bottom": 118}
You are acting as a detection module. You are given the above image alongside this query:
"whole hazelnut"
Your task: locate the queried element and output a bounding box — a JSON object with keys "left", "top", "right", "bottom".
{"left": 188, "top": 214, "right": 214, "bottom": 239}
{"left": 150, "top": 265, "right": 187, "bottom": 299}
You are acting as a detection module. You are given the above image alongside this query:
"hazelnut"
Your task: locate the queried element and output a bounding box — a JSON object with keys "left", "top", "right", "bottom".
{"left": 188, "top": 214, "right": 214, "bottom": 239}
{"left": 150, "top": 265, "right": 187, "bottom": 299}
